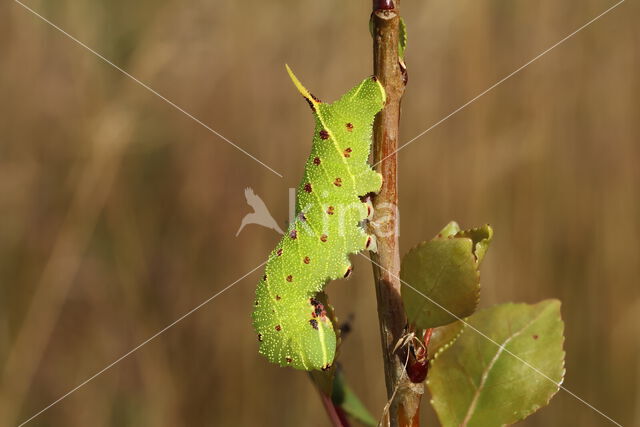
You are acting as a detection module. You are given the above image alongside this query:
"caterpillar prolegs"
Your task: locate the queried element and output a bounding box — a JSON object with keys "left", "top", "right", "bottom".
{"left": 251, "top": 66, "right": 386, "bottom": 371}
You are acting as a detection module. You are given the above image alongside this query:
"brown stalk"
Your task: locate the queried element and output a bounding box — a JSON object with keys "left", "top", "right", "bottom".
{"left": 370, "top": 0, "right": 423, "bottom": 425}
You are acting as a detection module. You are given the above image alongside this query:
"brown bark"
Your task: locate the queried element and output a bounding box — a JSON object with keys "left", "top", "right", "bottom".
{"left": 370, "top": 1, "right": 423, "bottom": 425}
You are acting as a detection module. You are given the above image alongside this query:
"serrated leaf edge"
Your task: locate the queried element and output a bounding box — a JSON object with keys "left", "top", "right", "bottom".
{"left": 428, "top": 322, "right": 468, "bottom": 362}
{"left": 402, "top": 228, "right": 484, "bottom": 329}
{"left": 427, "top": 300, "right": 567, "bottom": 425}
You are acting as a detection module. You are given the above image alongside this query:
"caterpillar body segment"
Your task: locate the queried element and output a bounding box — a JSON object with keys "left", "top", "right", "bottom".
{"left": 252, "top": 67, "right": 385, "bottom": 370}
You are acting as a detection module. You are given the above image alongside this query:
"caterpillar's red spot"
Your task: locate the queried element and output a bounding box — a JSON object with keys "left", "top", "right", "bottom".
{"left": 311, "top": 93, "right": 322, "bottom": 103}
{"left": 303, "top": 256, "right": 311, "bottom": 264}
{"left": 257, "top": 334, "right": 263, "bottom": 341}
{"left": 276, "top": 248, "right": 283, "bottom": 256}
{"left": 304, "top": 183, "right": 312, "bottom": 193}
{"left": 275, "top": 325, "right": 282, "bottom": 331}
{"left": 533, "top": 335, "right": 539, "bottom": 340}
{"left": 276, "top": 295, "right": 281, "bottom": 301}
{"left": 319, "top": 129, "right": 329, "bottom": 140}
{"left": 371, "top": 75, "right": 379, "bottom": 82}
{"left": 290, "top": 229, "right": 297, "bottom": 239}
{"left": 309, "top": 319, "right": 319, "bottom": 330}
{"left": 286, "top": 357, "right": 292, "bottom": 364}
{"left": 321, "top": 364, "right": 332, "bottom": 371}
{"left": 343, "top": 148, "right": 352, "bottom": 158}
{"left": 366, "top": 236, "right": 372, "bottom": 248}
{"left": 346, "top": 123, "right": 354, "bottom": 131}
{"left": 310, "top": 298, "right": 326, "bottom": 318}
{"left": 334, "top": 178, "right": 342, "bottom": 187}
{"left": 286, "top": 275, "right": 293, "bottom": 282}
{"left": 320, "top": 234, "right": 328, "bottom": 242}
{"left": 313, "top": 157, "right": 321, "bottom": 166}
{"left": 326, "top": 206, "right": 335, "bottom": 215}
{"left": 343, "top": 266, "right": 353, "bottom": 278}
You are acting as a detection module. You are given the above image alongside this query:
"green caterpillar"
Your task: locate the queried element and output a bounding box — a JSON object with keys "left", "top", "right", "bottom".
{"left": 252, "top": 66, "right": 386, "bottom": 371}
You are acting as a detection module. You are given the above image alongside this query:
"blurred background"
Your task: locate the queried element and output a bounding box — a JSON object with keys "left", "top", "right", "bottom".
{"left": 1, "top": 0, "right": 638, "bottom": 425}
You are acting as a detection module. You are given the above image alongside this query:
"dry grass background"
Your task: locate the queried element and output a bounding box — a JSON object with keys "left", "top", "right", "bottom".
{"left": 1, "top": 0, "right": 638, "bottom": 425}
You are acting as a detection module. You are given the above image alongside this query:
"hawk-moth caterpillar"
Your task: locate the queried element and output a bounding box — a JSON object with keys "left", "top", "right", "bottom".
{"left": 251, "top": 66, "right": 386, "bottom": 371}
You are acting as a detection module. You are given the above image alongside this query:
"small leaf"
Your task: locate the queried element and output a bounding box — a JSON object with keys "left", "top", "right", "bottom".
{"left": 455, "top": 225, "right": 493, "bottom": 265}
{"left": 437, "top": 221, "right": 461, "bottom": 238}
{"left": 401, "top": 223, "right": 492, "bottom": 329}
{"left": 428, "top": 300, "right": 566, "bottom": 427}
{"left": 332, "top": 370, "right": 377, "bottom": 426}
{"left": 398, "top": 18, "right": 408, "bottom": 61}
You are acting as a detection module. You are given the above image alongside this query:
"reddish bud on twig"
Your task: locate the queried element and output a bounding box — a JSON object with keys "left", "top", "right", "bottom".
{"left": 373, "top": 0, "right": 395, "bottom": 11}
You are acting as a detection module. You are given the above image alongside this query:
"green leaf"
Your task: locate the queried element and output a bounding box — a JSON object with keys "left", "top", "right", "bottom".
{"left": 428, "top": 300, "right": 566, "bottom": 427}
{"left": 401, "top": 223, "right": 492, "bottom": 329}
{"left": 427, "top": 321, "right": 465, "bottom": 361}
{"left": 398, "top": 18, "right": 408, "bottom": 61}
{"left": 455, "top": 225, "right": 493, "bottom": 264}
{"left": 332, "top": 370, "right": 377, "bottom": 426}
{"left": 437, "top": 220, "right": 461, "bottom": 238}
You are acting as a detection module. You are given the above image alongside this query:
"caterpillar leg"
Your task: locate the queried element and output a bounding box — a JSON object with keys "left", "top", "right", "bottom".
{"left": 366, "top": 234, "right": 378, "bottom": 253}
{"left": 364, "top": 197, "right": 375, "bottom": 221}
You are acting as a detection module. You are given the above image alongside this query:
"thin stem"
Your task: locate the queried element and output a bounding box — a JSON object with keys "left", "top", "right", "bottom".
{"left": 370, "top": 1, "right": 423, "bottom": 426}
{"left": 319, "top": 391, "right": 351, "bottom": 427}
